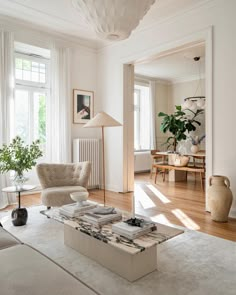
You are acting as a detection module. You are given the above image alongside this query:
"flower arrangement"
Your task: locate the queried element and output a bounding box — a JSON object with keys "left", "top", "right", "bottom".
{"left": 190, "top": 135, "right": 205, "bottom": 145}
{"left": 0, "top": 136, "right": 43, "bottom": 186}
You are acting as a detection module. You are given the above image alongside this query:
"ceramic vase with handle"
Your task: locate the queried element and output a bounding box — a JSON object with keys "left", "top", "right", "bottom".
{"left": 207, "top": 175, "right": 233, "bottom": 222}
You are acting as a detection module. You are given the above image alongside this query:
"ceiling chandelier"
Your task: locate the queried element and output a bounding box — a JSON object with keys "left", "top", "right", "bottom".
{"left": 72, "top": 0, "right": 156, "bottom": 41}
{"left": 182, "top": 56, "right": 206, "bottom": 111}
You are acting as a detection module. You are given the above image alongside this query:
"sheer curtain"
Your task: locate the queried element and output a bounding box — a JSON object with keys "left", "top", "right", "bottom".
{"left": 149, "top": 81, "right": 156, "bottom": 150}
{"left": 0, "top": 31, "right": 15, "bottom": 208}
{"left": 46, "top": 46, "right": 71, "bottom": 163}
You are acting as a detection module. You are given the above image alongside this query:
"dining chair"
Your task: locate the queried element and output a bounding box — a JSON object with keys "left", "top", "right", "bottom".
{"left": 192, "top": 150, "right": 206, "bottom": 189}
{"left": 150, "top": 150, "right": 166, "bottom": 180}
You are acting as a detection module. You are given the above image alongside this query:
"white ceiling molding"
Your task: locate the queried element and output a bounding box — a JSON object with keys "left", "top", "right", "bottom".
{"left": 0, "top": 0, "right": 102, "bottom": 48}
{"left": 0, "top": 15, "right": 98, "bottom": 53}
{"left": 135, "top": 43, "right": 205, "bottom": 84}
{"left": 132, "top": 0, "right": 214, "bottom": 36}
{"left": 15, "top": 41, "right": 51, "bottom": 59}
{"left": 0, "top": 0, "right": 214, "bottom": 49}
{"left": 171, "top": 74, "right": 205, "bottom": 84}
{"left": 135, "top": 74, "right": 170, "bottom": 85}
{"left": 72, "top": 0, "right": 155, "bottom": 41}
{"left": 135, "top": 70, "right": 205, "bottom": 84}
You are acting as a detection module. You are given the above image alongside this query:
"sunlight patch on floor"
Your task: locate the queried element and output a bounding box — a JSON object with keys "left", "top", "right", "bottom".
{"left": 172, "top": 209, "right": 200, "bottom": 230}
{"left": 135, "top": 184, "right": 156, "bottom": 209}
{"left": 146, "top": 184, "right": 171, "bottom": 204}
{"left": 151, "top": 214, "right": 172, "bottom": 225}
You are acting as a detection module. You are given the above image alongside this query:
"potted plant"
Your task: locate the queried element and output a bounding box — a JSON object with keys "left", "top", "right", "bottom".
{"left": 158, "top": 105, "right": 203, "bottom": 152}
{"left": 0, "top": 136, "right": 43, "bottom": 188}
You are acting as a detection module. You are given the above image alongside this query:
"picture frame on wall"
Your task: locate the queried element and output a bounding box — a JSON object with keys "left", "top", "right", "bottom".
{"left": 73, "top": 89, "right": 94, "bottom": 124}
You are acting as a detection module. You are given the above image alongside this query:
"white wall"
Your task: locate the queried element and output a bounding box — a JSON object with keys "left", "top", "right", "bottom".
{"left": 70, "top": 47, "right": 99, "bottom": 141}
{"left": 168, "top": 79, "right": 205, "bottom": 112}
{"left": 168, "top": 79, "right": 206, "bottom": 152}
{"left": 97, "top": 0, "right": 236, "bottom": 217}
{"left": 155, "top": 82, "right": 169, "bottom": 150}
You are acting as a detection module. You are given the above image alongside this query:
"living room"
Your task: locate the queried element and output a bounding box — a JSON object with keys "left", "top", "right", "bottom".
{"left": 0, "top": 0, "right": 236, "bottom": 294}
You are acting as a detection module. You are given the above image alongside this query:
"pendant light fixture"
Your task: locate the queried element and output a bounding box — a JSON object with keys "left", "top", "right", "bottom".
{"left": 72, "top": 0, "right": 156, "bottom": 41}
{"left": 182, "top": 56, "right": 206, "bottom": 111}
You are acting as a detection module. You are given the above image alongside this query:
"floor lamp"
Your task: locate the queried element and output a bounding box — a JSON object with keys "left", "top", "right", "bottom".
{"left": 83, "top": 112, "right": 122, "bottom": 206}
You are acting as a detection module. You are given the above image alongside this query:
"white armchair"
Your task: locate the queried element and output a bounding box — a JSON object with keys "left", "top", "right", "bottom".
{"left": 36, "top": 162, "right": 91, "bottom": 208}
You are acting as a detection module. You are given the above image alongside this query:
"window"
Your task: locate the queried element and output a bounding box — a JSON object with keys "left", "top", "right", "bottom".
{"left": 134, "top": 84, "right": 151, "bottom": 151}
{"left": 13, "top": 52, "right": 49, "bottom": 155}
{"left": 15, "top": 57, "right": 46, "bottom": 83}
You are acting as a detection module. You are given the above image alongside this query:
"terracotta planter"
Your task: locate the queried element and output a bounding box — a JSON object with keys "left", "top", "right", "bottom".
{"left": 207, "top": 175, "right": 233, "bottom": 222}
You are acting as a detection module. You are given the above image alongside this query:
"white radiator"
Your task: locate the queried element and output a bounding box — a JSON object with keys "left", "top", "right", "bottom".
{"left": 134, "top": 151, "right": 152, "bottom": 173}
{"left": 73, "top": 138, "right": 100, "bottom": 189}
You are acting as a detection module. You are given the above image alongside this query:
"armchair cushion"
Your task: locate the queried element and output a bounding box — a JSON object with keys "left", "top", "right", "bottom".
{"left": 41, "top": 186, "right": 87, "bottom": 207}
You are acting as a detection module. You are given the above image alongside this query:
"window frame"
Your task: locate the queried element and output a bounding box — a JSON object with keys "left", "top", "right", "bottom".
{"left": 13, "top": 52, "right": 50, "bottom": 156}
{"left": 134, "top": 83, "right": 151, "bottom": 152}
{"left": 14, "top": 85, "right": 49, "bottom": 145}
{"left": 134, "top": 88, "right": 141, "bottom": 151}
{"left": 14, "top": 52, "right": 50, "bottom": 89}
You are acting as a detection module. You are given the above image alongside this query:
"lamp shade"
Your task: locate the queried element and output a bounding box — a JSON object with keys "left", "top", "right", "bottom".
{"left": 83, "top": 111, "right": 122, "bottom": 128}
{"left": 72, "top": 0, "right": 155, "bottom": 41}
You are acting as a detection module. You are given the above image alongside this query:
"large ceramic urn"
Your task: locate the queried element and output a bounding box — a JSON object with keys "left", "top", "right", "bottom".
{"left": 207, "top": 175, "right": 233, "bottom": 222}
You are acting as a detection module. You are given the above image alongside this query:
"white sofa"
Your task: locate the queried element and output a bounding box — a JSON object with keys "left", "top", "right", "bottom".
{"left": 0, "top": 225, "right": 98, "bottom": 295}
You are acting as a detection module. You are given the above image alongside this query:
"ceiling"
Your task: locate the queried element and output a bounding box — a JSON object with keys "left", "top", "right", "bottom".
{"left": 0, "top": 0, "right": 209, "bottom": 48}
{"left": 135, "top": 44, "right": 205, "bottom": 83}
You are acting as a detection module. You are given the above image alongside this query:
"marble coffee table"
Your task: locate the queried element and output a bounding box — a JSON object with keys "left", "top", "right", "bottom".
{"left": 63, "top": 217, "right": 183, "bottom": 282}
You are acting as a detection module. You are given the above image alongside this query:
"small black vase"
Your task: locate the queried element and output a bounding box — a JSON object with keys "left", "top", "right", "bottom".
{"left": 11, "top": 208, "right": 28, "bottom": 226}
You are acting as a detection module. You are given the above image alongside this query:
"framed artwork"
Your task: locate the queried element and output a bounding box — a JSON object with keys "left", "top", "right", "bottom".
{"left": 73, "top": 89, "right": 94, "bottom": 124}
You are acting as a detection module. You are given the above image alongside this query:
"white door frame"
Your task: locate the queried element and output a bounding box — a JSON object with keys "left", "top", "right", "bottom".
{"left": 122, "top": 27, "right": 213, "bottom": 211}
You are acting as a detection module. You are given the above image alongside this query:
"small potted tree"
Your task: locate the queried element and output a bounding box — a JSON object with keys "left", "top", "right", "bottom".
{"left": 0, "top": 136, "right": 43, "bottom": 189}
{"left": 158, "top": 106, "right": 203, "bottom": 165}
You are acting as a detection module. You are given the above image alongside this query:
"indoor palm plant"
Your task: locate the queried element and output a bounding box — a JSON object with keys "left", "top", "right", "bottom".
{"left": 158, "top": 105, "right": 203, "bottom": 152}
{"left": 0, "top": 136, "right": 43, "bottom": 188}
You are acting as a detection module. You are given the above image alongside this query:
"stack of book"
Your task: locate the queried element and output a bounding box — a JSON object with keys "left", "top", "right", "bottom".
{"left": 112, "top": 220, "right": 157, "bottom": 240}
{"left": 80, "top": 208, "right": 122, "bottom": 227}
{"left": 59, "top": 201, "right": 97, "bottom": 218}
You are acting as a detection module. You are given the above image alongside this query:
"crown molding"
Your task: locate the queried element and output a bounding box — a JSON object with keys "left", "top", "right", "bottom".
{"left": 0, "top": 15, "right": 99, "bottom": 53}
{"left": 135, "top": 73, "right": 171, "bottom": 85}
{"left": 135, "top": 71, "right": 205, "bottom": 85}
{"left": 97, "top": 0, "right": 216, "bottom": 52}
{"left": 171, "top": 74, "right": 205, "bottom": 84}
{"left": 133, "top": 0, "right": 215, "bottom": 36}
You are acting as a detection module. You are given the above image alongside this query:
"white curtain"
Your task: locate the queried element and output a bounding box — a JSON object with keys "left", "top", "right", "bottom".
{"left": 46, "top": 46, "right": 71, "bottom": 163}
{"left": 0, "top": 31, "right": 16, "bottom": 208}
{"left": 149, "top": 81, "right": 156, "bottom": 150}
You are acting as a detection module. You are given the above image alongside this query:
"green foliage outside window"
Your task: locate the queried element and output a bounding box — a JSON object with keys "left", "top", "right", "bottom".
{"left": 38, "top": 94, "right": 46, "bottom": 144}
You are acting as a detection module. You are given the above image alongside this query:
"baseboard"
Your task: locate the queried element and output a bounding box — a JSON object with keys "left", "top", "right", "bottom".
{"left": 105, "top": 184, "right": 120, "bottom": 193}
{"left": 134, "top": 170, "right": 150, "bottom": 174}
{"left": 229, "top": 207, "right": 236, "bottom": 219}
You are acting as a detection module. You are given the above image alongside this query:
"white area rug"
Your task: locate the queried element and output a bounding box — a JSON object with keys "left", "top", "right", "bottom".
{"left": 1, "top": 206, "right": 236, "bottom": 295}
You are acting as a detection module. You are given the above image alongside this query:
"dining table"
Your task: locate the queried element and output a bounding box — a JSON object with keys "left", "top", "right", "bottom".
{"left": 152, "top": 151, "right": 206, "bottom": 190}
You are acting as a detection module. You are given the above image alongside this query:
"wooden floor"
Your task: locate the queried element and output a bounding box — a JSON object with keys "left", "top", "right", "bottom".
{"left": 1, "top": 173, "right": 236, "bottom": 241}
